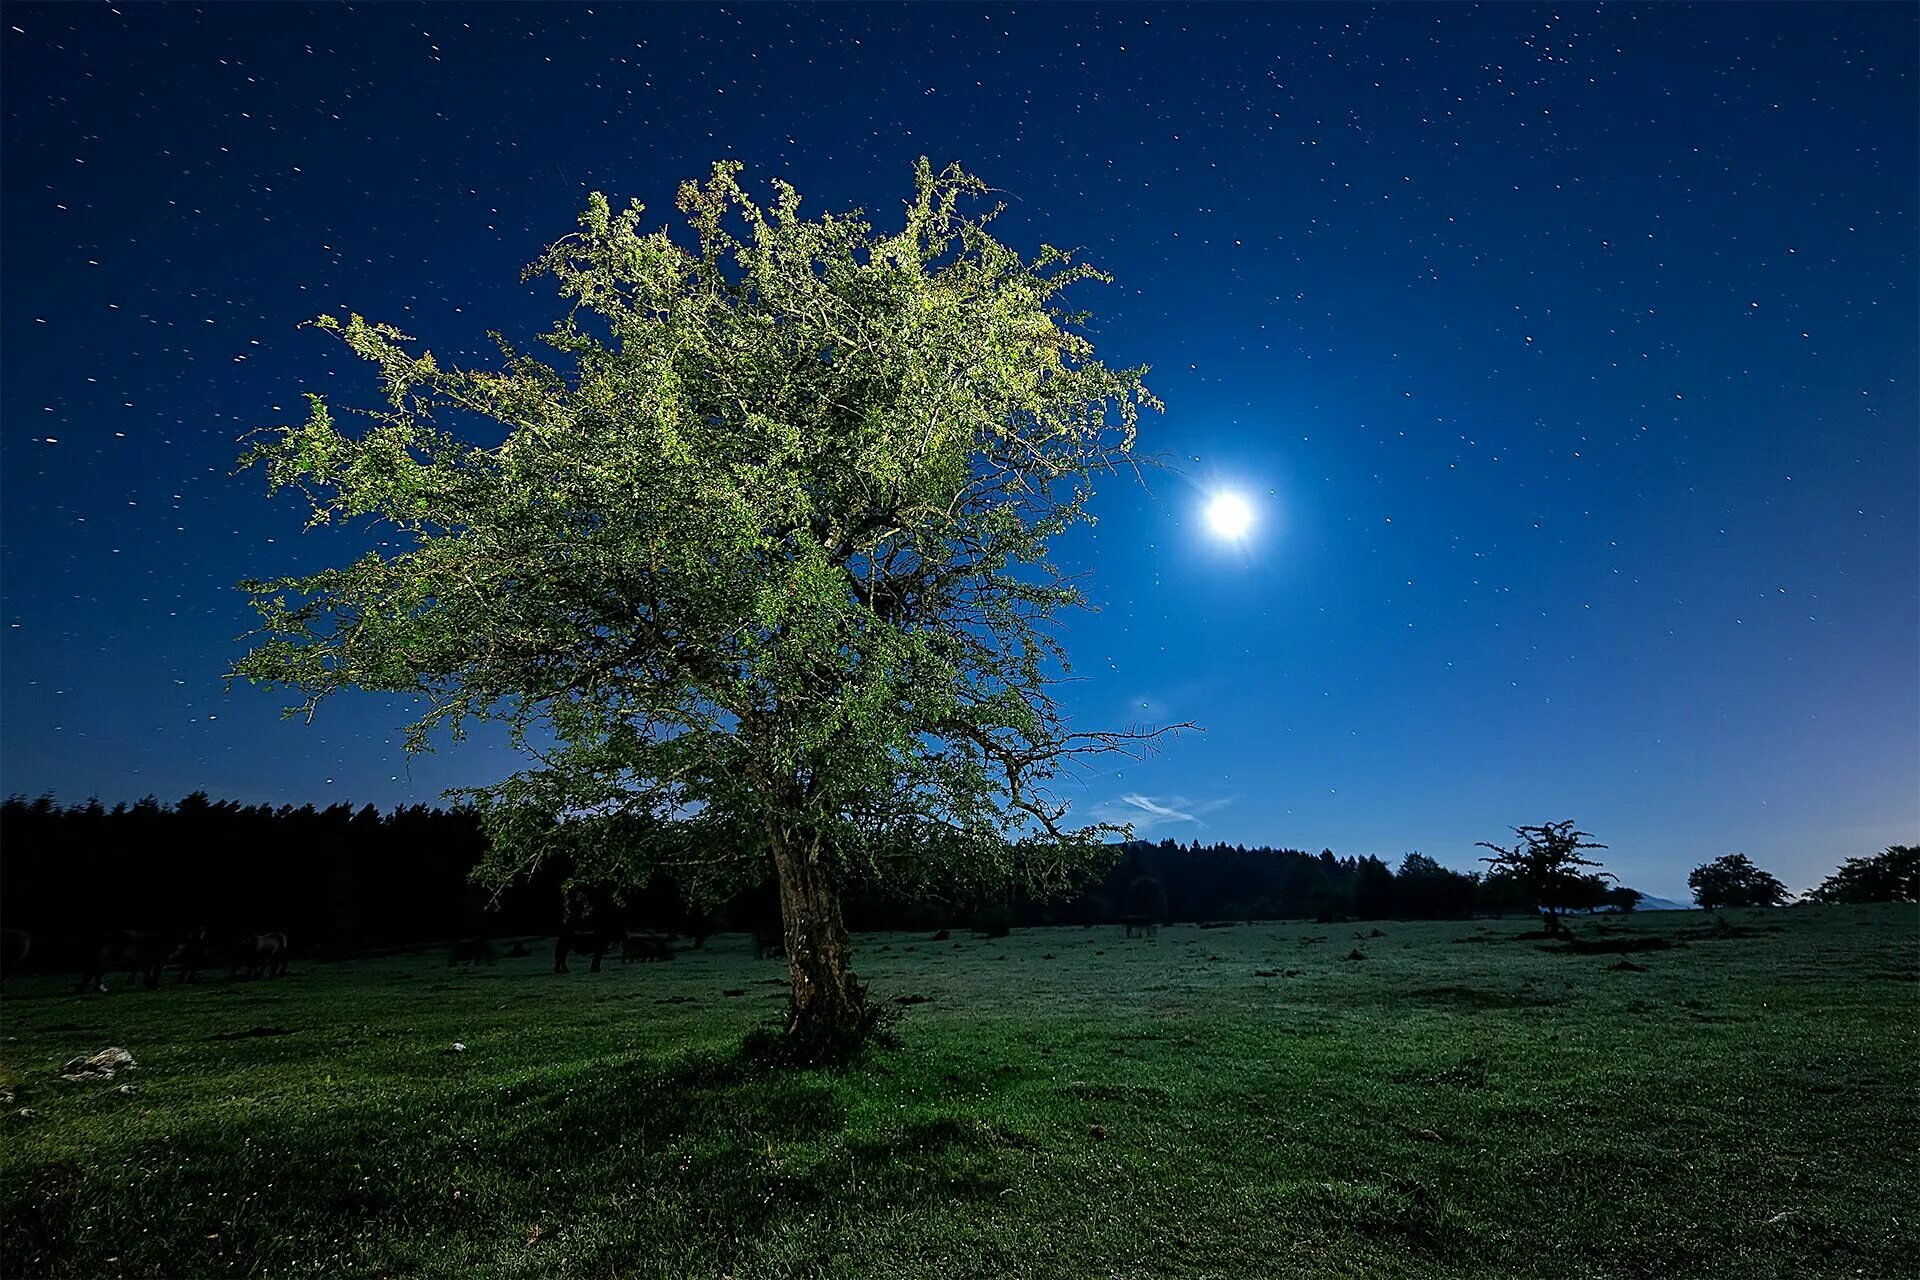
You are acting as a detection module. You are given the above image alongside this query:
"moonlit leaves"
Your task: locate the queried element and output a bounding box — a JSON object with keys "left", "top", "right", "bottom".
{"left": 234, "top": 158, "right": 1176, "bottom": 903}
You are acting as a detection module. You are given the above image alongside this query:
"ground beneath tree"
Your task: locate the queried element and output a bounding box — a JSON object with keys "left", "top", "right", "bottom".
{"left": 2, "top": 905, "right": 1914, "bottom": 1277}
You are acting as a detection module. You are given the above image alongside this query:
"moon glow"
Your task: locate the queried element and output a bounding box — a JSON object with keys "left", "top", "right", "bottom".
{"left": 1204, "top": 491, "right": 1254, "bottom": 540}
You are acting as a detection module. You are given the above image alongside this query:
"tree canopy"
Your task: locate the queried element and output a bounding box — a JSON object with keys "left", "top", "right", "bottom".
{"left": 1687, "top": 853, "right": 1790, "bottom": 909}
{"left": 1476, "top": 821, "right": 1611, "bottom": 933}
{"left": 1804, "top": 845, "right": 1918, "bottom": 905}
{"left": 233, "top": 160, "right": 1171, "bottom": 1056}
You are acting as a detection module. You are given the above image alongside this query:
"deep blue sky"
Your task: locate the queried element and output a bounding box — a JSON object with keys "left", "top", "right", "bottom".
{"left": 3, "top": 4, "right": 1914, "bottom": 896}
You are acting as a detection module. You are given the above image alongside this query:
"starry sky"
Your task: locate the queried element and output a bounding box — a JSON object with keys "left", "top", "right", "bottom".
{"left": 4, "top": 4, "right": 1915, "bottom": 897}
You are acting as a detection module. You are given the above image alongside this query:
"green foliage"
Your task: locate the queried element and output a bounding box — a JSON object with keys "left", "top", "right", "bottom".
{"left": 1688, "top": 853, "right": 1791, "bottom": 909}
{"left": 233, "top": 159, "right": 1171, "bottom": 916}
{"left": 1805, "top": 844, "right": 1919, "bottom": 904}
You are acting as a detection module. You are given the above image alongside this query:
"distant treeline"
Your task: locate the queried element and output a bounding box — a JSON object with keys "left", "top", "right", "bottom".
{"left": 0, "top": 793, "right": 1655, "bottom": 950}
{"left": 1001, "top": 841, "right": 1635, "bottom": 929}
{"left": 1, "top": 794, "right": 531, "bottom": 948}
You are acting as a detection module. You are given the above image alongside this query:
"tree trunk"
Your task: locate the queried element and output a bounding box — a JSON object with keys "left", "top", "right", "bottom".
{"left": 768, "top": 821, "right": 869, "bottom": 1062}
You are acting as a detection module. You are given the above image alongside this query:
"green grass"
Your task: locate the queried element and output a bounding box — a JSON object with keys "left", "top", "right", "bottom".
{"left": 3, "top": 904, "right": 1915, "bottom": 1278}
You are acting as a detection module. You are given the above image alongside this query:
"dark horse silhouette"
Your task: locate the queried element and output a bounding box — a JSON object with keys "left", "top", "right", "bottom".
{"left": 553, "top": 929, "right": 613, "bottom": 973}
{"left": 231, "top": 932, "right": 290, "bottom": 979}
{"left": 77, "top": 930, "right": 173, "bottom": 993}
{"left": 170, "top": 927, "right": 212, "bottom": 982}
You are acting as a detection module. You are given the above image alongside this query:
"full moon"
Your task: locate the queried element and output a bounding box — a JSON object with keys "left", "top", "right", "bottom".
{"left": 1204, "top": 491, "right": 1254, "bottom": 540}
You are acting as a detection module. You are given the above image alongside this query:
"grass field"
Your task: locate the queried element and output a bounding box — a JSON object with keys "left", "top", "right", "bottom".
{"left": 2, "top": 905, "right": 1915, "bottom": 1278}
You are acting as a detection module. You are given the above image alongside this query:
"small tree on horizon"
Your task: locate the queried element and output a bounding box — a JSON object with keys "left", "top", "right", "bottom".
{"left": 1687, "top": 853, "right": 1790, "bottom": 909}
{"left": 1604, "top": 884, "right": 1643, "bottom": 913}
{"left": 1476, "top": 821, "right": 1611, "bottom": 934}
{"left": 231, "top": 160, "right": 1176, "bottom": 1061}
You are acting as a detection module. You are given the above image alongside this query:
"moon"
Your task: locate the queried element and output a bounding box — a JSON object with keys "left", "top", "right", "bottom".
{"left": 1204, "top": 491, "right": 1254, "bottom": 540}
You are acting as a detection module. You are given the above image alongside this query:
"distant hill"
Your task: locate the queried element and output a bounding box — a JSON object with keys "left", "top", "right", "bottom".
{"left": 1634, "top": 894, "right": 1694, "bottom": 911}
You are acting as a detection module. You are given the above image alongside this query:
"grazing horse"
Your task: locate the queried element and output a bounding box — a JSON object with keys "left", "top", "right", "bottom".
{"left": 619, "top": 930, "right": 673, "bottom": 963}
{"left": 553, "top": 929, "right": 611, "bottom": 973}
{"left": 170, "top": 927, "right": 212, "bottom": 983}
{"left": 232, "top": 932, "right": 290, "bottom": 980}
{"left": 1123, "top": 915, "right": 1158, "bottom": 939}
{"left": 77, "top": 930, "right": 172, "bottom": 993}
{"left": 1, "top": 928, "right": 29, "bottom": 989}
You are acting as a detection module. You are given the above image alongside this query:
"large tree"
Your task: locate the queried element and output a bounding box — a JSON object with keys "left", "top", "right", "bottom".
{"left": 233, "top": 161, "right": 1172, "bottom": 1058}
{"left": 1687, "top": 853, "right": 1789, "bottom": 909}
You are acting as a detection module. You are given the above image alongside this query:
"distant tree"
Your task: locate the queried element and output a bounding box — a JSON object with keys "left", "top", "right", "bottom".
{"left": 1350, "top": 856, "right": 1396, "bottom": 920}
{"left": 1279, "top": 858, "right": 1330, "bottom": 918}
{"left": 1805, "top": 845, "right": 1919, "bottom": 905}
{"left": 1604, "top": 885, "right": 1643, "bottom": 914}
{"left": 1687, "top": 854, "right": 1790, "bottom": 909}
{"left": 1559, "top": 872, "right": 1615, "bottom": 915}
{"left": 1395, "top": 852, "right": 1480, "bottom": 920}
{"left": 1475, "top": 869, "right": 1528, "bottom": 917}
{"left": 1476, "top": 821, "right": 1612, "bottom": 935}
{"left": 232, "top": 160, "right": 1174, "bottom": 1061}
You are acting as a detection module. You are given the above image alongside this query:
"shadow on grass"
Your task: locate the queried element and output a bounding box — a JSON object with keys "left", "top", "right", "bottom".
{"left": 1298, "top": 1175, "right": 1464, "bottom": 1252}
{"left": 1401, "top": 986, "right": 1559, "bottom": 1011}
{"left": 1229, "top": 1172, "right": 1482, "bottom": 1266}
{"left": 1390, "top": 1053, "right": 1490, "bottom": 1089}
{"left": 2, "top": 1038, "right": 1043, "bottom": 1278}
{"left": 1545, "top": 936, "right": 1672, "bottom": 955}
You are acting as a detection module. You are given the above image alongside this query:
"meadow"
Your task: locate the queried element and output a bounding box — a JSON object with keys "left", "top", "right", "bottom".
{"left": 2, "top": 905, "right": 1914, "bottom": 1278}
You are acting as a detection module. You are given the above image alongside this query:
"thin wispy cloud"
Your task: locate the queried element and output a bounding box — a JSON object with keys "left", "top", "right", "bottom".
{"left": 1091, "top": 793, "right": 1235, "bottom": 836}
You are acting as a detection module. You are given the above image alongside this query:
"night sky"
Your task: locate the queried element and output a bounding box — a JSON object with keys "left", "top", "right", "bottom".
{"left": 4, "top": 4, "right": 1915, "bottom": 897}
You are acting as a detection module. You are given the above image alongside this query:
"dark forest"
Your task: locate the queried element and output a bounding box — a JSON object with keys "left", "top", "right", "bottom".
{"left": 1, "top": 793, "right": 1636, "bottom": 962}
